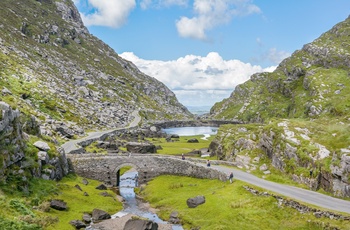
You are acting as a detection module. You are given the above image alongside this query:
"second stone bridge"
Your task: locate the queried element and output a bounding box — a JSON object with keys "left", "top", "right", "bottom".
{"left": 68, "top": 154, "right": 228, "bottom": 186}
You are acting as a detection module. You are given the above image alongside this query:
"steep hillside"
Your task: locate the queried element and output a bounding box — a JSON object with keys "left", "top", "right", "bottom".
{"left": 210, "top": 16, "right": 350, "bottom": 122}
{"left": 208, "top": 16, "right": 350, "bottom": 197}
{"left": 0, "top": 0, "right": 193, "bottom": 139}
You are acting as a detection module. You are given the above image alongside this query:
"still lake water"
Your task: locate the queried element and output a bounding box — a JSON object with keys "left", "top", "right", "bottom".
{"left": 162, "top": 126, "right": 218, "bottom": 136}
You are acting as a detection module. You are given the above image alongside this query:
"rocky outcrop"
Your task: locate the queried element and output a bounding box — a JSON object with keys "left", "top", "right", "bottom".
{"left": 210, "top": 16, "right": 350, "bottom": 122}
{"left": 210, "top": 120, "right": 350, "bottom": 198}
{"left": 126, "top": 142, "right": 157, "bottom": 154}
{"left": 0, "top": 102, "right": 69, "bottom": 186}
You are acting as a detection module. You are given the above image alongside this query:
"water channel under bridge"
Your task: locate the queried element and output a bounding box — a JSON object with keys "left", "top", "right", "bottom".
{"left": 68, "top": 154, "right": 228, "bottom": 186}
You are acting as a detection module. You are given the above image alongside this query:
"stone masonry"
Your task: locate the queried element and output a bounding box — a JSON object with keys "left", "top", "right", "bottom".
{"left": 68, "top": 154, "right": 228, "bottom": 186}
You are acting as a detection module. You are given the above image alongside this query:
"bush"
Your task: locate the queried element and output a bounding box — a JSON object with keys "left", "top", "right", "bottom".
{"left": 9, "top": 199, "right": 35, "bottom": 217}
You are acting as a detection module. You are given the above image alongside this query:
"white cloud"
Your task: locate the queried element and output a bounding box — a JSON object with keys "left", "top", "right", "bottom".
{"left": 140, "top": 0, "right": 188, "bottom": 9}
{"left": 120, "top": 52, "right": 275, "bottom": 106}
{"left": 267, "top": 48, "right": 290, "bottom": 64}
{"left": 176, "top": 0, "right": 261, "bottom": 40}
{"left": 80, "top": 0, "right": 136, "bottom": 28}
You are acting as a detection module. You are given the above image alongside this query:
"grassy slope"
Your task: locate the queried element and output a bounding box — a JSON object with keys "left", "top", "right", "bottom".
{"left": 0, "top": 0, "right": 192, "bottom": 130}
{"left": 141, "top": 175, "right": 349, "bottom": 230}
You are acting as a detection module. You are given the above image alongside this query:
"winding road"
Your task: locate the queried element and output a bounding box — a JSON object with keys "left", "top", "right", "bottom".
{"left": 61, "top": 110, "right": 141, "bottom": 154}
{"left": 206, "top": 163, "right": 350, "bottom": 214}
{"left": 62, "top": 113, "right": 350, "bottom": 215}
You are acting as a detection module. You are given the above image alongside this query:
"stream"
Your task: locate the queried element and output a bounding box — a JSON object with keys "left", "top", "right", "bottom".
{"left": 113, "top": 170, "right": 184, "bottom": 230}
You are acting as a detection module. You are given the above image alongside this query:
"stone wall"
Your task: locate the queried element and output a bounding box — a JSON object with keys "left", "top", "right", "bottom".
{"left": 68, "top": 154, "right": 228, "bottom": 186}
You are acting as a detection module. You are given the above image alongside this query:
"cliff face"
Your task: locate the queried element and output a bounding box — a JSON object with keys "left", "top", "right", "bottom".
{"left": 208, "top": 16, "right": 350, "bottom": 197}
{"left": 0, "top": 0, "right": 193, "bottom": 139}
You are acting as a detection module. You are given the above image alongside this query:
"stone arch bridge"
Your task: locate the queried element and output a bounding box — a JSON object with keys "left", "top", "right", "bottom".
{"left": 68, "top": 154, "right": 228, "bottom": 186}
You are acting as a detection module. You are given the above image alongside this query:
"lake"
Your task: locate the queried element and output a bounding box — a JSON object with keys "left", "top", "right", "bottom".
{"left": 162, "top": 126, "right": 218, "bottom": 136}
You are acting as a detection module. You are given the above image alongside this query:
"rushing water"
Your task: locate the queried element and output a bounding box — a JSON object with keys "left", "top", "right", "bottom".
{"left": 113, "top": 170, "right": 183, "bottom": 230}
{"left": 162, "top": 126, "right": 218, "bottom": 136}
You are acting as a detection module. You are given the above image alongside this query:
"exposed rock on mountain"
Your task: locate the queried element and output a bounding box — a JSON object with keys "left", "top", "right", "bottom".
{"left": 0, "top": 102, "right": 69, "bottom": 191}
{"left": 0, "top": 0, "right": 192, "bottom": 192}
{"left": 209, "top": 16, "right": 350, "bottom": 197}
{"left": 0, "top": 0, "right": 193, "bottom": 140}
{"left": 210, "top": 16, "right": 350, "bottom": 122}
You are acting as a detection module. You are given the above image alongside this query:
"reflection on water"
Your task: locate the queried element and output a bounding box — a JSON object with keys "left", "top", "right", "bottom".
{"left": 114, "top": 171, "right": 183, "bottom": 230}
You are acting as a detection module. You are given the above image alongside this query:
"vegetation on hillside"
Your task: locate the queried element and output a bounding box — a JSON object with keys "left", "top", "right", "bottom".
{"left": 210, "top": 17, "right": 350, "bottom": 122}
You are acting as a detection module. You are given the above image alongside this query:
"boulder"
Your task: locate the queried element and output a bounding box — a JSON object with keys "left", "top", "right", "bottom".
{"left": 259, "top": 164, "right": 268, "bottom": 171}
{"left": 187, "top": 138, "right": 199, "bottom": 143}
{"left": 50, "top": 200, "right": 67, "bottom": 211}
{"left": 96, "top": 184, "right": 107, "bottom": 190}
{"left": 168, "top": 211, "right": 180, "bottom": 224}
{"left": 56, "top": 124, "right": 74, "bottom": 138}
{"left": 170, "top": 134, "right": 180, "bottom": 138}
{"left": 126, "top": 142, "right": 156, "bottom": 154}
{"left": 186, "top": 195, "right": 205, "bottom": 208}
{"left": 92, "top": 209, "right": 111, "bottom": 222}
{"left": 69, "top": 220, "right": 86, "bottom": 229}
{"left": 123, "top": 218, "right": 158, "bottom": 230}
{"left": 74, "top": 184, "right": 82, "bottom": 191}
{"left": 34, "top": 141, "right": 51, "bottom": 151}
{"left": 37, "top": 151, "right": 49, "bottom": 164}
{"left": 82, "top": 213, "right": 92, "bottom": 223}
{"left": 82, "top": 178, "right": 89, "bottom": 185}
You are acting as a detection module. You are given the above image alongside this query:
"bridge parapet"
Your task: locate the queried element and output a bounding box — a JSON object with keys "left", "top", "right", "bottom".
{"left": 68, "top": 154, "right": 228, "bottom": 186}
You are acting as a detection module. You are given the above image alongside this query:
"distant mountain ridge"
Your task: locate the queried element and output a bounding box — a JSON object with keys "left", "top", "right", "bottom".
{"left": 0, "top": 0, "right": 193, "bottom": 138}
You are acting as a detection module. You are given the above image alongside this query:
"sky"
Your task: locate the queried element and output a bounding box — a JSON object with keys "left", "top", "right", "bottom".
{"left": 72, "top": 0, "right": 350, "bottom": 107}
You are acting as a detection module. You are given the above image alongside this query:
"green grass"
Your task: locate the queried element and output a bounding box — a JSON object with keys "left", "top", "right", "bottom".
{"left": 84, "top": 141, "right": 108, "bottom": 154}
{"left": 147, "top": 135, "right": 215, "bottom": 156}
{"left": 140, "top": 175, "right": 349, "bottom": 230}
{"left": 45, "top": 174, "right": 122, "bottom": 230}
{"left": 0, "top": 174, "right": 123, "bottom": 230}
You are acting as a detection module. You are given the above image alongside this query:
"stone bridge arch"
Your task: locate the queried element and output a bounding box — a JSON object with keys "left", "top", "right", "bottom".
{"left": 68, "top": 154, "right": 228, "bottom": 187}
{"left": 113, "top": 162, "right": 139, "bottom": 187}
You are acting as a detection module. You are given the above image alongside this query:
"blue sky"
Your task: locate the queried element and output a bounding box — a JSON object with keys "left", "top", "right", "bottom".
{"left": 73, "top": 0, "right": 350, "bottom": 107}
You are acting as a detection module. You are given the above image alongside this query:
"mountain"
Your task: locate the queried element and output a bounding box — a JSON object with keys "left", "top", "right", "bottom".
{"left": 0, "top": 0, "right": 193, "bottom": 139}
{"left": 210, "top": 16, "right": 350, "bottom": 122}
{"left": 208, "top": 16, "right": 350, "bottom": 197}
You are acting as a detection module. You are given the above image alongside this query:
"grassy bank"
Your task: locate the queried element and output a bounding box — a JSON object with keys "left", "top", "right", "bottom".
{"left": 140, "top": 175, "right": 349, "bottom": 230}
{"left": 0, "top": 174, "right": 123, "bottom": 230}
